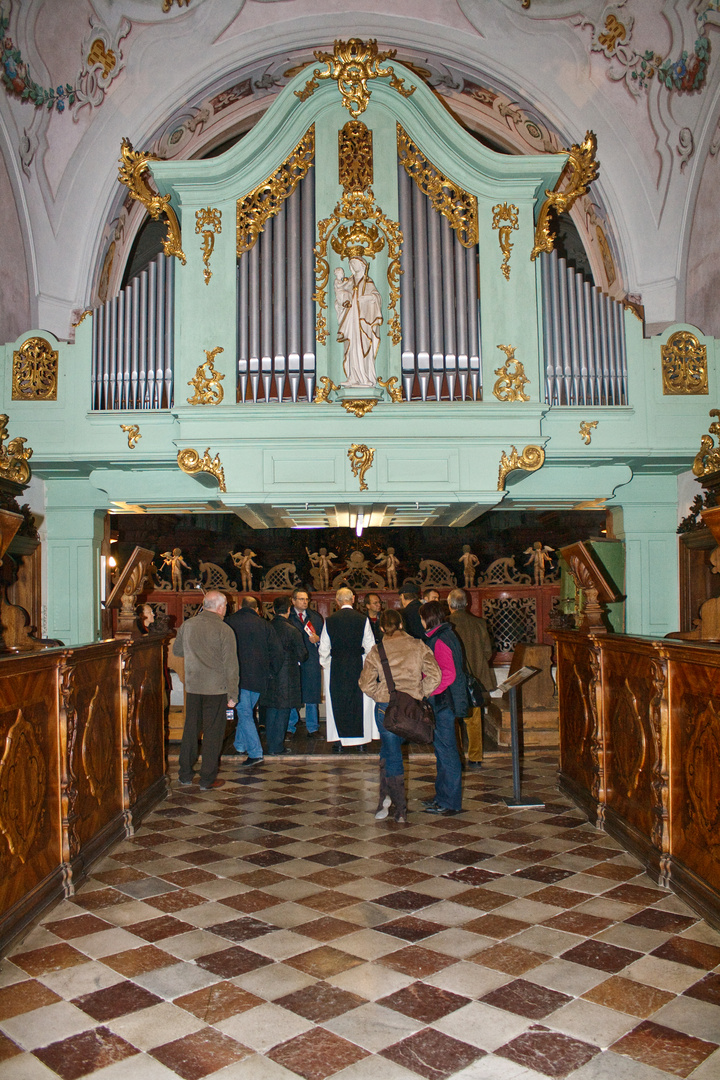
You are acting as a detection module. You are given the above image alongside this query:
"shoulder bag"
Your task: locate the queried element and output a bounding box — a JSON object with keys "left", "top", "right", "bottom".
{"left": 376, "top": 642, "right": 435, "bottom": 744}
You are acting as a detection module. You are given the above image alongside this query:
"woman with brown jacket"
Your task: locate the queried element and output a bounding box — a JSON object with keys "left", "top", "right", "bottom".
{"left": 359, "top": 609, "right": 441, "bottom": 821}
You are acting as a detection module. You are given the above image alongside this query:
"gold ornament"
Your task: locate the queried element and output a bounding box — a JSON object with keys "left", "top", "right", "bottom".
{"left": 493, "top": 345, "right": 530, "bottom": 402}
{"left": 87, "top": 39, "right": 116, "bottom": 78}
{"left": 579, "top": 420, "right": 598, "bottom": 445}
{"left": 497, "top": 444, "right": 545, "bottom": 490}
{"left": 177, "top": 447, "right": 227, "bottom": 492}
{"left": 0, "top": 415, "right": 33, "bottom": 486}
{"left": 12, "top": 336, "right": 58, "bottom": 401}
{"left": 314, "top": 376, "right": 340, "bottom": 404}
{"left": 118, "top": 138, "right": 186, "bottom": 264}
{"left": 348, "top": 443, "right": 376, "bottom": 490}
{"left": 341, "top": 399, "right": 379, "bottom": 418}
{"left": 531, "top": 131, "right": 599, "bottom": 261}
{"left": 237, "top": 127, "right": 315, "bottom": 255}
{"left": 338, "top": 120, "right": 373, "bottom": 192}
{"left": 295, "top": 39, "right": 415, "bottom": 119}
{"left": 692, "top": 411, "right": 720, "bottom": 477}
{"left": 121, "top": 424, "right": 141, "bottom": 449}
{"left": 377, "top": 375, "right": 402, "bottom": 403}
{"left": 662, "top": 330, "right": 708, "bottom": 395}
{"left": 397, "top": 125, "right": 478, "bottom": 248}
{"left": 195, "top": 207, "right": 222, "bottom": 286}
{"left": 187, "top": 347, "right": 225, "bottom": 405}
{"left": 72, "top": 309, "right": 92, "bottom": 328}
{"left": 492, "top": 203, "right": 519, "bottom": 281}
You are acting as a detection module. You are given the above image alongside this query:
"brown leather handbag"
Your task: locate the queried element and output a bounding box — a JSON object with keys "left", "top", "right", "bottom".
{"left": 376, "top": 642, "right": 435, "bottom": 744}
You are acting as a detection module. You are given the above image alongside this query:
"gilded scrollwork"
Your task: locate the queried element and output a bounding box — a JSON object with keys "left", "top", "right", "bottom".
{"left": 0, "top": 710, "right": 47, "bottom": 863}
{"left": 492, "top": 203, "right": 519, "bottom": 281}
{"left": 579, "top": 420, "right": 599, "bottom": 445}
{"left": 692, "top": 410, "right": 720, "bottom": 477}
{"left": 314, "top": 376, "right": 340, "bottom": 404}
{"left": 237, "top": 127, "right": 315, "bottom": 256}
{"left": 662, "top": 330, "right": 708, "bottom": 395}
{"left": 377, "top": 375, "right": 402, "bottom": 403}
{"left": 177, "top": 447, "right": 227, "bottom": 492}
{"left": 12, "top": 337, "right": 59, "bottom": 401}
{"left": 339, "top": 121, "right": 373, "bottom": 192}
{"left": 531, "top": 131, "right": 599, "bottom": 261}
{"left": 348, "top": 443, "right": 376, "bottom": 490}
{"left": 397, "top": 125, "right": 478, "bottom": 248}
{"left": 493, "top": 345, "right": 530, "bottom": 402}
{"left": 187, "top": 347, "right": 225, "bottom": 405}
{"left": 118, "top": 138, "right": 186, "bottom": 264}
{"left": 0, "top": 415, "right": 32, "bottom": 486}
{"left": 120, "top": 424, "right": 141, "bottom": 449}
{"left": 195, "top": 207, "right": 222, "bottom": 285}
{"left": 497, "top": 444, "right": 545, "bottom": 491}
{"left": 341, "top": 399, "right": 379, "bottom": 418}
{"left": 295, "top": 39, "right": 415, "bottom": 119}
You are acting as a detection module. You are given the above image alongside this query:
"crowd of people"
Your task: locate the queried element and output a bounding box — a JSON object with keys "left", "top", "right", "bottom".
{"left": 171, "top": 582, "right": 496, "bottom": 818}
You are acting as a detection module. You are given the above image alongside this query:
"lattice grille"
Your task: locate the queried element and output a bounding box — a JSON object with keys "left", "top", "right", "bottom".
{"left": 482, "top": 596, "right": 537, "bottom": 653}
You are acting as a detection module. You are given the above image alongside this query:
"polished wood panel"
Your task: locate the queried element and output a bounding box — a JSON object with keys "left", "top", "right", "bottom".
{"left": 555, "top": 634, "right": 602, "bottom": 822}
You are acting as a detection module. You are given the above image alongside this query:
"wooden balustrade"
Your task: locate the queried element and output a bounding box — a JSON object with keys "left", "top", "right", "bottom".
{"left": 555, "top": 631, "right": 720, "bottom": 930}
{"left": 0, "top": 637, "right": 168, "bottom": 952}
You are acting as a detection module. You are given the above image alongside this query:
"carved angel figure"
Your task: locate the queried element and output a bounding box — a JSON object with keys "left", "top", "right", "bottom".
{"left": 161, "top": 547, "right": 191, "bottom": 591}
{"left": 230, "top": 548, "right": 262, "bottom": 592}
{"left": 306, "top": 546, "right": 337, "bottom": 591}
{"left": 524, "top": 541, "right": 555, "bottom": 586}
{"left": 376, "top": 546, "right": 399, "bottom": 591}
{"left": 459, "top": 544, "right": 480, "bottom": 588}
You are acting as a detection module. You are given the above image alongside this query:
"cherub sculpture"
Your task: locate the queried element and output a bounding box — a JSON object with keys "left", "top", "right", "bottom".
{"left": 376, "top": 546, "right": 399, "bottom": 590}
{"left": 459, "top": 544, "right": 480, "bottom": 588}
{"left": 230, "top": 548, "right": 262, "bottom": 592}
{"left": 524, "top": 541, "right": 555, "bottom": 586}
{"left": 306, "top": 546, "right": 337, "bottom": 591}
{"left": 161, "top": 547, "right": 191, "bottom": 591}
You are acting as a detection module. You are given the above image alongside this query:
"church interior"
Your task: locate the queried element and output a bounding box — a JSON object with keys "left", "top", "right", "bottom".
{"left": 1, "top": 1, "right": 720, "bottom": 1077}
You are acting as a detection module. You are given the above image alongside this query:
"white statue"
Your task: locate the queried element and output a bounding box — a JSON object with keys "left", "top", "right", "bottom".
{"left": 334, "top": 257, "right": 382, "bottom": 388}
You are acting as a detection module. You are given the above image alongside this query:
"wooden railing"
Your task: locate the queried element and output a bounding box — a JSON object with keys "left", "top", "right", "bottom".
{"left": 0, "top": 637, "right": 168, "bottom": 952}
{"left": 555, "top": 631, "right": 720, "bottom": 930}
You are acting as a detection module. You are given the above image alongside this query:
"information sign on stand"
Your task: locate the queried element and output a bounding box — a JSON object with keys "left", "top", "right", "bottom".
{"left": 496, "top": 666, "right": 544, "bottom": 808}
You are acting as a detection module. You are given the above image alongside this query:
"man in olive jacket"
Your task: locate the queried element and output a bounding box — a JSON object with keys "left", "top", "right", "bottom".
{"left": 448, "top": 588, "right": 496, "bottom": 768}
{"left": 173, "top": 591, "right": 238, "bottom": 790}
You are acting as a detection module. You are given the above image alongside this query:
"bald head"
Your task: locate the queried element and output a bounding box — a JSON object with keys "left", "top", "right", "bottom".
{"left": 203, "top": 591, "right": 227, "bottom": 615}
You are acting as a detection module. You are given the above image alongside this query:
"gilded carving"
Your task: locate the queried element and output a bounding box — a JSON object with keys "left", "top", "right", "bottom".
{"left": 314, "top": 376, "right": 340, "bottom": 404}
{"left": 493, "top": 345, "right": 530, "bottom": 402}
{"left": 579, "top": 420, "right": 599, "bottom": 445}
{"left": 348, "top": 443, "right": 375, "bottom": 490}
{"left": 0, "top": 415, "right": 32, "bottom": 486}
{"left": 685, "top": 700, "right": 720, "bottom": 850}
{"left": 72, "top": 309, "right": 92, "bottom": 328}
{"left": 12, "top": 337, "right": 58, "bottom": 401}
{"left": 237, "top": 127, "right": 315, "bottom": 256}
{"left": 339, "top": 121, "right": 373, "bottom": 192}
{"left": 341, "top": 399, "right": 379, "bottom": 418}
{"left": 662, "top": 330, "right": 707, "bottom": 395}
{"left": 187, "top": 347, "right": 225, "bottom": 405}
{"left": 120, "top": 424, "right": 141, "bottom": 449}
{"left": 315, "top": 188, "right": 403, "bottom": 345}
{"left": 295, "top": 39, "right": 415, "bottom": 118}
{"left": 377, "top": 375, "right": 402, "bottom": 403}
{"left": 118, "top": 138, "right": 186, "bottom": 264}
{"left": 82, "top": 686, "right": 115, "bottom": 804}
{"left": 497, "top": 444, "right": 545, "bottom": 491}
{"left": 195, "top": 207, "right": 222, "bottom": 285}
{"left": 692, "top": 410, "right": 720, "bottom": 477}
{"left": 531, "top": 131, "right": 599, "bottom": 261}
{"left": 177, "top": 447, "right": 227, "bottom": 492}
{"left": 0, "top": 710, "right": 47, "bottom": 863}
{"left": 397, "top": 125, "right": 478, "bottom": 248}
{"left": 492, "top": 203, "right": 519, "bottom": 280}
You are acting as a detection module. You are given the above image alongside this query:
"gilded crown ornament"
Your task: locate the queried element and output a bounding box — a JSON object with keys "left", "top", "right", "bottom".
{"left": 331, "top": 221, "right": 384, "bottom": 260}
{"left": 295, "top": 39, "right": 415, "bottom": 119}
{"left": 118, "top": 138, "right": 186, "bottom": 264}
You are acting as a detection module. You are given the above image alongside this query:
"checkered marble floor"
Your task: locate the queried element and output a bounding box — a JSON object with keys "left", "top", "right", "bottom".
{"left": 1, "top": 752, "right": 719, "bottom": 1080}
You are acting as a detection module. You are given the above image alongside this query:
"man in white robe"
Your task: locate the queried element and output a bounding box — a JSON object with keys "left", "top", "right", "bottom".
{"left": 319, "top": 587, "right": 378, "bottom": 751}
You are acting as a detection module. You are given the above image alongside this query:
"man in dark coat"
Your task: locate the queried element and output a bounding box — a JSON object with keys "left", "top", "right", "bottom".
{"left": 287, "top": 587, "right": 324, "bottom": 737}
{"left": 365, "top": 593, "right": 383, "bottom": 643}
{"left": 400, "top": 580, "right": 424, "bottom": 639}
{"left": 226, "top": 596, "right": 283, "bottom": 765}
{"left": 262, "top": 596, "right": 308, "bottom": 755}
{"left": 319, "top": 587, "right": 376, "bottom": 751}
{"left": 448, "top": 588, "right": 496, "bottom": 769}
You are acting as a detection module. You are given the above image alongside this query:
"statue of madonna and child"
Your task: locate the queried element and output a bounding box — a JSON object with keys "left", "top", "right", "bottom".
{"left": 333, "top": 257, "right": 382, "bottom": 388}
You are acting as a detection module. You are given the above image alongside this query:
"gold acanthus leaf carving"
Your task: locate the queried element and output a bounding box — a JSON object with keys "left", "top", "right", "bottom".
{"left": 662, "top": 330, "right": 708, "bottom": 395}
{"left": 579, "top": 420, "right": 598, "bottom": 445}
{"left": 295, "top": 38, "right": 415, "bottom": 119}
{"left": 12, "top": 336, "right": 58, "bottom": 401}
{"left": 692, "top": 410, "right": 720, "bottom": 477}
{"left": 497, "top": 444, "right": 545, "bottom": 491}
{"left": 237, "top": 127, "right": 315, "bottom": 256}
{"left": 397, "top": 125, "right": 478, "bottom": 248}
{"left": 339, "top": 120, "right": 373, "bottom": 192}
{"left": 531, "top": 131, "right": 599, "bottom": 262}
{"left": 0, "top": 414, "right": 32, "bottom": 486}
{"left": 493, "top": 345, "right": 530, "bottom": 402}
{"left": 314, "top": 376, "right": 340, "bottom": 404}
{"left": 377, "top": 375, "right": 402, "bottom": 403}
{"left": 195, "top": 207, "right": 222, "bottom": 286}
{"left": 187, "top": 347, "right": 225, "bottom": 405}
{"left": 348, "top": 443, "right": 376, "bottom": 489}
{"left": 118, "top": 138, "right": 186, "bottom": 264}
{"left": 492, "top": 203, "right": 519, "bottom": 281}
{"left": 177, "top": 447, "right": 227, "bottom": 492}
{"left": 342, "top": 399, "right": 379, "bottom": 418}
{"left": 121, "top": 424, "right": 141, "bottom": 449}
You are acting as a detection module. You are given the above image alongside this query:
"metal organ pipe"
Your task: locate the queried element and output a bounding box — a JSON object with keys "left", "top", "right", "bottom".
{"left": 287, "top": 185, "right": 301, "bottom": 402}
{"left": 146, "top": 260, "right": 157, "bottom": 408}
{"left": 301, "top": 167, "right": 316, "bottom": 402}
{"left": 412, "top": 179, "right": 430, "bottom": 402}
{"left": 237, "top": 251, "right": 249, "bottom": 404}
{"left": 248, "top": 239, "right": 261, "bottom": 403}
{"left": 466, "top": 246, "right": 480, "bottom": 401}
{"left": 398, "top": 164, "right": 415, "bottom": 401}
{"left": 427, "top": 204, "right": 444, "bottom": 400}
{"left": 566, "top": 263, "right": 581, "bottom": 406}
{"left": 455, "top": 235, "right": 468, "bottom": 402}
{"left": 441, "top": 217, "right": 456, "bottom": 401}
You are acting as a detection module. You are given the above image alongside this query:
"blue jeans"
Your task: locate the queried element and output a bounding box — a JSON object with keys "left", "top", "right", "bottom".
{"left": 375, "top": 703, "right": 404, "bottom": 778}
{"left": 287, "top": 704, "right": 319, "bottom": 734}
{"left": 432, "top": 702, "right": 462, "bottom": 811}
{"left": 235, "top": 689, "right": 263, "bottom": 758}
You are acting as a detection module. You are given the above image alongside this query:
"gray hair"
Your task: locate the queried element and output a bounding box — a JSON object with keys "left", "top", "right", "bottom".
{"left": 203, "top": 591, "right": 227, "bottom": 613}
{"left": 447, "top": 588, "right": 468, "bottom": 611}
{"left": 336, "top": 587, "right": 354, "bottom": 606}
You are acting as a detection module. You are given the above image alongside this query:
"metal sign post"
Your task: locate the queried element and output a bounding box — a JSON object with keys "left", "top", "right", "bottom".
{"left": 496, "top": 666, "right": 544, "bottom": 808}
